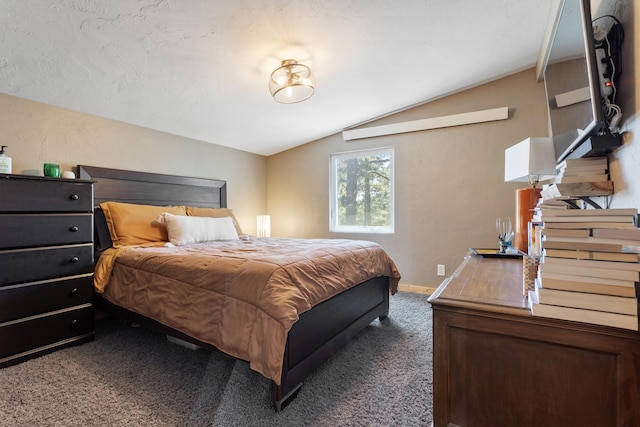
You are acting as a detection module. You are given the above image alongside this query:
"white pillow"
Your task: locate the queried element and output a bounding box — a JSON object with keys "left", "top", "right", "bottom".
{"left": 155, "top": 212, "right": 239, "bottom": 245}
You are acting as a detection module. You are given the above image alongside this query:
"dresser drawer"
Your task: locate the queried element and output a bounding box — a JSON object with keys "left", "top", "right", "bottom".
{"left": 0, "top": 275, "right": 93, "bottom": 323}
{"left": 0, "top": 178, "right": 92, "bottom": 212}
{"left": 0, "top": 305, "right": 93, "bottom": 360}
{"left": 0, "top": 244, "right": 94, "bottom": 286}
{"left": 0, "top": 213, "right": 93, "bottom": 249}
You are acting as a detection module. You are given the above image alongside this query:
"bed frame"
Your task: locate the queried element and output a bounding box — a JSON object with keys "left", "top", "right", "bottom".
{"left": 78, "top": 165, "right": 391, "bottom": 411}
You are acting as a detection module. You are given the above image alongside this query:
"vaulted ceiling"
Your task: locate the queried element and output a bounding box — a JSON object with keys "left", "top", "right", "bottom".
{"left": 0, "top": 0, "right": 555, "bottom": 155}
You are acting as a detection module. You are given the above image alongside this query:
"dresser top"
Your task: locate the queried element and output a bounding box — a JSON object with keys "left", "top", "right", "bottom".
{"left": 428, "top": 252, "right": 531, "bottom": 317}
{"left": 0, "top": 173, "right": 92, "bottom": 183}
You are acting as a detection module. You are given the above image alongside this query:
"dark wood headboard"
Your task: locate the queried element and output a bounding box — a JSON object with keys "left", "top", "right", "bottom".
{"left": 77, "top": 165, "right": 227, "bottom": 208}
{"left": 77, "top": 165, "right": 228, "bottom": 251}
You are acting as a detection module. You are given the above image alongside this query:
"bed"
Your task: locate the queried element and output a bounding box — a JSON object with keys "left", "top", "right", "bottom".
{"left": 77, "top": 165, "right": 400, "bottom": 411}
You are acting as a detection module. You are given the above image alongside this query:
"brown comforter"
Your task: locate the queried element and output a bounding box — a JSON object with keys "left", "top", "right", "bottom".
{"left": 95, "top": 237, "right": 400, "bottom": 384}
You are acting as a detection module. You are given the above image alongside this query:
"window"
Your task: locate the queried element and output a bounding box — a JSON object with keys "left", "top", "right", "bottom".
{"left": 330, "top": 147, "right": 394, "bottom": 233}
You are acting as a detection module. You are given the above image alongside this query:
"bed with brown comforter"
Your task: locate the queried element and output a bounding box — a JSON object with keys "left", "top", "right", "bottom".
{"left": 78, "top": 165, "right": 401, "bottom": 411}
{"left": 96, "top": 237, "right": 400, "bottom": 385}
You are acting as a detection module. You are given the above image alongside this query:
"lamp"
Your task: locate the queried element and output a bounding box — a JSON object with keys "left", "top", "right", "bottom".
{"left": 504, "top": 137, "right": 557, "bottom": 253}
{"left": 257, "top": 215, "right": 271, "bottom": 237}
{"left": 269, "top": 59, "right": 316, "bottom": 104}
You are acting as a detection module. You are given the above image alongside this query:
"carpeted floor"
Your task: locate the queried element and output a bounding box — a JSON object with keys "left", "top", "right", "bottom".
{"left": 0, "top": 291, "right": 433, "bottom": 427}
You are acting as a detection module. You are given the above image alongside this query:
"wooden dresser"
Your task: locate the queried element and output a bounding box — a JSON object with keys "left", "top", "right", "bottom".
{"left": 429, "top": 252, "right": 640, "bottom": 427}
{"left": 0, "top": 174, "right": 95, "bottom": 368}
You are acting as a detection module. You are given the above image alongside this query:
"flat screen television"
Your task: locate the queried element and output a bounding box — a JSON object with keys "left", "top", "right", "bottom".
{"left": 543, "top": 0, "right": 621, "bottom": 162}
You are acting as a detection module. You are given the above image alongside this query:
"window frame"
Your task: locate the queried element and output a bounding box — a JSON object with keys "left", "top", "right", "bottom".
{"left": 329, "top": 147, "right": 395, "bottom": 234}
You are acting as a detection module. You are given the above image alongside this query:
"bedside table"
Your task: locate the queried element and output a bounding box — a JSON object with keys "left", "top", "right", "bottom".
{"left": 0, "top": 174, "right": 95, "bottom": 367}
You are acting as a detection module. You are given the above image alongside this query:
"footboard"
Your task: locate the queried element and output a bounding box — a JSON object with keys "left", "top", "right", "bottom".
{"left": 273, "top": 276, "right": 390, "bottom": 410}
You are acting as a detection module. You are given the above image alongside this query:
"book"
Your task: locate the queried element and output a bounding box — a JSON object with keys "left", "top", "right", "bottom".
{"left": 556, "top": 157, "right": 608, "bottom": 170}
{"left": 541, "top": 236, "right": 640, "bottom": 253}
{"left": 557, "top": 166, "right": 608, "bottom": 176}
{"left": 529, "top": 291, "right": 638, "bottom": 330}
{"left": 542, "top": 221, "right": 639, "bottom": 230}
{"left": 554, "top": 174, "right": 610, "bottom": 184}
{"left": 541, "top": 215, "right": 636, "bottom": 223}
{"left": 542, "top": 255, "right": 640, "bottom": 272}
{"left": 537, "top": 276, "right": 637, "bottom": 297}
{"left": 538, "top": 199, "right": 570, "bottom": 208}
{"left": 539, "top": 263, "right": 640, "bottom": 281}
{"left": 540, "top": 207, "right": 638, "bottom": 218}
{"left": 592, "top": 228, "right": 640, "bottom": 241}
{"left": 541, "top": 227, "right": 590, "bottom": 238}
{"left": 539, "top": 270, "right": 637, "bottom": 289}
{"left": 535, "top": 284, "right": 638, "bottom": 316}
{"left": 541, "top": 182, "right": 614, "bottom": 201}
{"left": 543, "top": 248, "right": 640, "bottom": 263}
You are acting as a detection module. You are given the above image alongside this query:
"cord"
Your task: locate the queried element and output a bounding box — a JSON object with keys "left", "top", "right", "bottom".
{"left": 592, "top": 15, "right": 624, "bottom": 132}
{"left": 604, "top": 36, "right": 616, "bottom": 103}
{"left": 592, "top": 15, "right": 624, "bottom": 43}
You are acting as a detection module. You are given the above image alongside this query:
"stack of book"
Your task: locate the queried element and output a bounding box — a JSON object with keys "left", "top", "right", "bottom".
{"left": 554, "top": 156, "right": 609, "bottom": 184}
{"left": 540, "top": 157, "right": 613, "bottom": 204}
{"left": 529, "top": 207, "right": 640, "bottom": 330}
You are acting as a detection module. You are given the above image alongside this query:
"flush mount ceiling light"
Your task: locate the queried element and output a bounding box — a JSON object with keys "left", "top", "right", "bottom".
{"left": 269, "top": 59, "right": 316, "bottom": 104}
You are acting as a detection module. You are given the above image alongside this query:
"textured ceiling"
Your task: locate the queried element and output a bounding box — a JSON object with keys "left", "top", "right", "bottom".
{"left": 0, "top": 0, "right": 555, "bottom": 155}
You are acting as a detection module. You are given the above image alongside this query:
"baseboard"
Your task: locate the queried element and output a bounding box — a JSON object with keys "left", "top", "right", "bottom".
{"left": 398, "top": 283, "right": 437, "bottom": 295}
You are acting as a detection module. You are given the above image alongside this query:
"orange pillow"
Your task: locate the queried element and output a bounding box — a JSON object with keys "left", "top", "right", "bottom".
{"left": 186, "top": 206, "right": 244, "bottom": 235}
{"left": 100, "top": 202, "right": 187, "bottom": 247}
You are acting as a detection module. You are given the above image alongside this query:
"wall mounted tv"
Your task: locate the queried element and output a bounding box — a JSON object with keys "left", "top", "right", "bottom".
{"left": 543, "top": 0, "right": 622, "bottom": 162}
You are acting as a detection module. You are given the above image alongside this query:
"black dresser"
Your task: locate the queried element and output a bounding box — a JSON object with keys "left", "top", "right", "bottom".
{"left": 0, "top": 174, "right": 95, "bottom": 368}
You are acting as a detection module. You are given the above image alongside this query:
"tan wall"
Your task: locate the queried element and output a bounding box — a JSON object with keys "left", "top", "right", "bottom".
{"left": 267, "top": 0, "right": 639, "bottom": 289}
{"left": 0, "top": 93, "right": 267, "bottom": 235}
{"left": 267, "top": 69, "right": 550, "bottom": 287}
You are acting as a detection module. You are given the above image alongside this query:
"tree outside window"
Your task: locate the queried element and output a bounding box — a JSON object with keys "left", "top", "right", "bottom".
{"left": 330, "top": 147, "right": 394, "bottom": 233}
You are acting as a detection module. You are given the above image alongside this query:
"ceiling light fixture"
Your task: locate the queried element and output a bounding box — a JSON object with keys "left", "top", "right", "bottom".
{"left": 269, "top": 59, "right": 316, "bottom": 104}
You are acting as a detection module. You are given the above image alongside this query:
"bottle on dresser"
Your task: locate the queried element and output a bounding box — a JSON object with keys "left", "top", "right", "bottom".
{"left": 0, "top": 146, "right": 11, "bottom": 174}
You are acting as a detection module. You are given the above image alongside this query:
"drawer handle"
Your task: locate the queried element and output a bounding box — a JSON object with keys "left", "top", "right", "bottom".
{"left": 69, "top": 194, "right": 79, "bottom": 200}
{"left": 70, "top": 319, "right": 78, "bottom": 327}
{"left": 70, "top": 287, "right": 79, "bottom": 296}
{"left": 70, "top": 256, "right": 79, "bottom": 263}
{"left": 69, "top": 226, "right": 79, "bottom": 232}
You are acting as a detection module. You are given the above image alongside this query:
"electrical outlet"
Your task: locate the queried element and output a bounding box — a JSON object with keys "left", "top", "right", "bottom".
{"left": 437, "top": 264, "right": 446, "bottom": 276}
